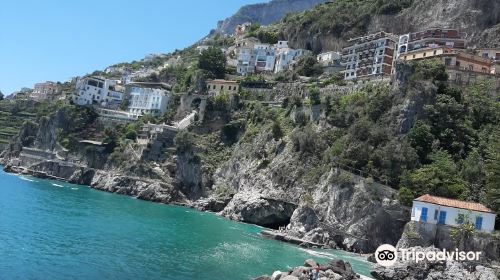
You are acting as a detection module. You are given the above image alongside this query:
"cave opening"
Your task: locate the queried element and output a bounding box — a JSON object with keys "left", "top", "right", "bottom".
{"left": 261, "top": 214, "right": 293, "bottom": 230}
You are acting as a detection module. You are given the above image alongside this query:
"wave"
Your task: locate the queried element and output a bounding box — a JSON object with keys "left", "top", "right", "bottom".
{"left": 52, "top": 183, "right": 64, "bottom": 188}
{"left": 71, "top": 187, "right": 78, "bottom": 190}
{"left": 19, "top": 176, "right": 37, "bottom": 182}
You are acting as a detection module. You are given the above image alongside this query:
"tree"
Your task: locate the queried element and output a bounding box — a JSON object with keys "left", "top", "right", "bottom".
{"left": 272, "top": 121, "right": 284, "bottom": 141}
{"left": 198, "top": 47, "right": 226, "bottom": 79}
{"left": 406, "top": 150, "right": 467, "bottom": 199}
{"left": 485, "top": 128, "right": 500, "bottom": 228}
{"left": 296, "top": 55, "right": 323, "bottom": 77}
{"left": 0, "top": 90, "right": 4, "bottom": 101}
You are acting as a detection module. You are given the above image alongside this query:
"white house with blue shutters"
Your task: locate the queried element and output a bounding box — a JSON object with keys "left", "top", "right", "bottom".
{"left": 411, "top": 194, "right": 496, "bottom": 233}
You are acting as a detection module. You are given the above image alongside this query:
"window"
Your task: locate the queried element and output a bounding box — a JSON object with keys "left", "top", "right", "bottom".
{"left": 423, "top": 52, "right": 427, "bottom": 57}
{"left": 475, "top": 216, "right": 483, "bottom": 230}
{"left": 482, "top": 67, "right": 487, "bottom": 73}
{"left": 438, "top": 211, "right": 447, "bottom": 225}
{"left": 468, "top": 65, "right": 473, "bottom": 71}
{"left": 420, "top": 207, "right": 428, "bottom": 222}
{"left": 379, "top": 50, "right": 383, "bottom": 55}
{"left": 412, "top": 54, "right": 416, "bottom": 59}
{"left": 434, "top": 210, "right": 439, "bottom": 220}
{"left": 457, "top": 213, "right": 464, "bottom": 224}
{"left": 433, "top": 50, "right": 437, "bottom": 55}
{"left": 444, "top": 58, "right": 452, "bottom": 66}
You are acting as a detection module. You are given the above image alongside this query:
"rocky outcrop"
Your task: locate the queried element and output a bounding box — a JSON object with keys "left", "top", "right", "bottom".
{"left": 210, "top": 127, "right": 409, "bottom": 253}
{"left": 90, "top": 170, "right": 185, "bottom": 204}
{"left": 397, "top": 221, "right": 500, "bottom": 262}
{"left": 215, "top": 0, "right": 327, "bottom": 35}
{"left": 254, "top": 258, "right": 360, "bottom": 280}
{"left": 221, "top": 193, "right": 297, "bottom": 228}
{"left": 371, "top": 246, "right": 499, "bottom": 280}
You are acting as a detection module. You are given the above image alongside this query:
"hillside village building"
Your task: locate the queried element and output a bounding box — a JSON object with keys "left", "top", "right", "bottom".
{"left": 400, "top": 46, "right": 499, "bottom": 89}
{"left": 411, "top": 194, "right": 496, "bottom": 233}
{"left": 397, "top": 28, "right": 466, "bottom": 58}
{"left": 317, "top": 51, "right": 343, "bottom": 74}
{"left": 341, "top": 31, "right": 398, "bottom": 80}
{"left": 206, "top": 79, "right": 239, "bottom": 96}
{"left": 72, "top": 77, "right": 124, "bottom": 107}
{"left": 235, "top": 40, "right": 309, "bottom": 75}
{"left": 127, "top": 82, "right": 171, "bottom": 119}
{"left": 30, "top": 81, "right": 58, "bottom": 101}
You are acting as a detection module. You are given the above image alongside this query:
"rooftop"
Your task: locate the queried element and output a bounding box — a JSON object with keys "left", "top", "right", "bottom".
{"left": 207, "top": 79, "right": 238, "bottom": 84}
{"left": 414, "top": 194, "right": 494, "bottom": 213}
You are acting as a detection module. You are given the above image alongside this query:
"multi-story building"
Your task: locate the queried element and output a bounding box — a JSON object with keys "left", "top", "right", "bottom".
{"left": 236, "top": 40, "right": 309, "bottom": 75}
{"left": 30, "top": 81, "right": 58, "bottom": 101}
{"left": 72, "top": 77, "right": 124, "bottom": 107}
{"left": 400, "top": 46, "right": 499, "bottom": 89}
{"left": 254, "top": 44, "right": 276, "bottom": 72}
{"left": 317, "top": 51, "right": 343, "bottom": 74}
{"left": 127, "top": 82, "right": 171, "bottom": 119}
{"left": 274, "top": 48, "right": 310, "bottom": 73}
{"left": 341, "top": 31, "right": 398, "bottom": 80}
{"left": 397, "top": 28, "right": 466, "bottom": 58}
{"left": 206, "top": 79, "right": 239, "bottom": 96}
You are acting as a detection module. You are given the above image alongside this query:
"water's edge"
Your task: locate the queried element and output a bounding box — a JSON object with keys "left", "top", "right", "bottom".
{"left": 0, "top": 165, "right": 374, "bottom": 278}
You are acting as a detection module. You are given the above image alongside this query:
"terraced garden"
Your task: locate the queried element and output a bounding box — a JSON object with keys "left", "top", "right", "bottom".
{"left": 0, "top": 100, "right": 38, "bottom": 150}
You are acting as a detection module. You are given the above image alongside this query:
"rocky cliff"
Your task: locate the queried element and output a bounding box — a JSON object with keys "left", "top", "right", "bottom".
{"left": 215, "top": 0, "right": 327, "bottom": 34}
{"left": 279, "top": 0, "right": 500, "bottom": 52}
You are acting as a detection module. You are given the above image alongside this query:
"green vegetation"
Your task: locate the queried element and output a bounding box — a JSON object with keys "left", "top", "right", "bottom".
{"left": 198, "top": 47, "right": 226, "bottom": 79}
{"left": 280, "top": 0, "right": 414, "bottom": 47}
{"left": 295, "top": 55, "right": 323, "bottom": 77}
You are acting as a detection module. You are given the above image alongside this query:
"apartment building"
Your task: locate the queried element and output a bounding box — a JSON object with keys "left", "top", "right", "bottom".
{"left": 72, "top": 77, "right": 124, "bottom": 107}
{"left": 341, "top": 31, "right": 398, "bottom": 80}
{"left": 127, "top": 82, "right": 171, "bottom": 119}
{"left": 397, "top": 28, "right": 466, "bottom": 58}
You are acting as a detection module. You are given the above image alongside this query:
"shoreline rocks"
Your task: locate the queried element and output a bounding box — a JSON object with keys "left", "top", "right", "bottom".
{"left": 370, "top": 246, "right": 499, "bottom": 280}
{"left": 254, "top": 259, "right": 361, "bottom": 280}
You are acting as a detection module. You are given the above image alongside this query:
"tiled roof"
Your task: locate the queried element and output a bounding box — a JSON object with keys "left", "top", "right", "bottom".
{"left": 414, "top": 194, "right": 494, "bottom": 213}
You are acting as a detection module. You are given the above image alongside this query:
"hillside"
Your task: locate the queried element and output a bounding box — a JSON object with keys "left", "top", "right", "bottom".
{"left": 277, "top": 0, "right": 500, "bottom": 52}
{"left": 215, "top": 0, "right": 327, "bottom": 34}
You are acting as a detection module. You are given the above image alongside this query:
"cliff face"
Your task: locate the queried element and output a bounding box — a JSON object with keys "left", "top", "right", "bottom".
{"left": 215, "top": 0, "right": 327, "bottom": 34}
{"left": 279, "top": 0, "right": 500, "bottom": 52}
{"left": 207, "top": 122, "right": 409, "bottom": 253}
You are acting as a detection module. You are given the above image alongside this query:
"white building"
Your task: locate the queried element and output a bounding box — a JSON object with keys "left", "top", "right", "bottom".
{"left": 411, "top": 194, "right": 496, "bottom": 233}
{"left": 72, "top": 77, "right": 124, "bottom": 107}
{"left": 317, "top": 51, "right": 341, "bottom": 65}
{"left": 127, "top": 83, "right": 171, "bottom": 119}
{"left": 254, "top": 44, "right": 276, "bottom": 72}
{"left": 275, "top": 48, "right": 310, "bottom": 73}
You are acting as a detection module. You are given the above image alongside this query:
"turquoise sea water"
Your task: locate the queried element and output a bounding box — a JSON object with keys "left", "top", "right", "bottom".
{"left": 0, "top": 168, "right": 372, "bottom": 279}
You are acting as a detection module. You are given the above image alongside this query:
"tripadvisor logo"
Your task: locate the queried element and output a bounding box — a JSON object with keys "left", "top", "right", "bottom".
{"left": 375, "top": 244, "right": 398, "bottom": 267}
{"left": 374, "top": 244, "right": 482, "bottom": 267}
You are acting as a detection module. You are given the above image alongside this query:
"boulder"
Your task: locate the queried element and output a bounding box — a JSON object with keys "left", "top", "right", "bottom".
{"left": 304, "top": 259, "right": 318, "bottom": 268}
{"left": 271, "top": 271, "right": 283, "bottom": 280}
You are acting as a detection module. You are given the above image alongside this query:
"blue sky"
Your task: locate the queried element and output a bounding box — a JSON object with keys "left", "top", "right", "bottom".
{"left": 0, "top": 0, "right": 267, "bottom": 94}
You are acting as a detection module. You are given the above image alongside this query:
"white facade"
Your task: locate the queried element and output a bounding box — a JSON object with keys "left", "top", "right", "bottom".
{"left": 411, "top": 200, "right": 496, "bottom": 233}
{"left": 317, "top": 51, "right": 342, "bottom": 65}
{"left": 235, "top": 40, "right": 309, "bottom": 75}
{"left": 73, "top": 77, "right": 124, "bottom": 107}
{"left": 127, "top": 85, "right": 170, "bottom": 119}
{"left": 274, "top": 48, "right": 310, "bottom": 73}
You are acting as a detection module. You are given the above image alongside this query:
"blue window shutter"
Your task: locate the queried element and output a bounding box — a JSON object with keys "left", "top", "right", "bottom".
{"left": 420, "top": 207, "right": 428, "bottom": 222}
{"left": 475, "top": 216, "right": 483, "bottom": 230}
